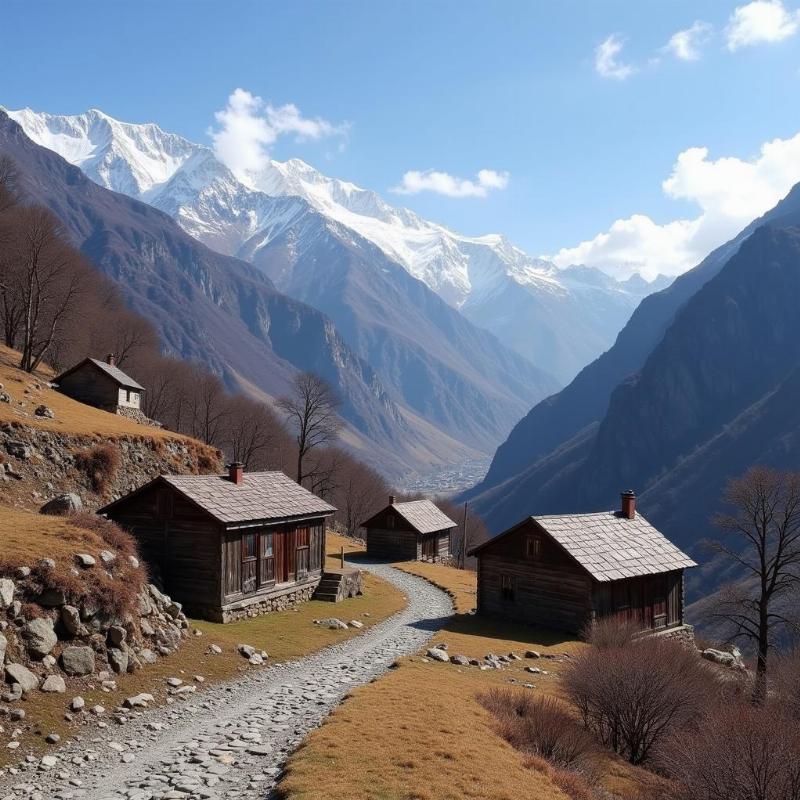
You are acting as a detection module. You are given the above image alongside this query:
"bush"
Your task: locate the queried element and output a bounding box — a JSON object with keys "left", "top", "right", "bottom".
{"left": 654, "top": 704, "right": 800, "bottom": 800}
{"left": 479, "top": 689, "right": 597, "bottom": 771}
{"left": 74, "top": 443, "right": 120, "bottom": 494}
{"left": 582, "top": 615, "right": 644, "bottom": 649}
{"left": 772, "top": 649, "right": 800, "bottom": 721}
{"left": 563, "top": 632, "right": 720, "bottom": 765}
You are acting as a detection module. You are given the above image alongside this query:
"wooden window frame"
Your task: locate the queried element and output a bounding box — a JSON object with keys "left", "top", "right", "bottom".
{"left": 295, "top": 526, "right": 310, "bottom": 579}
{"left": 241, "top": 531, "right": 258, "bottom": 595}
{"left": 524, "top": 535, "right": 541, "bottom": 560}
{"left": 259, "top": 530, "right": 276, "bottom": 588}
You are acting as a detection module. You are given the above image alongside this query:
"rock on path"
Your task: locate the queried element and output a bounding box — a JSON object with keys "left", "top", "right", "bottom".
{"left": 0, "top": 561, "right": 452, "bottom": 800}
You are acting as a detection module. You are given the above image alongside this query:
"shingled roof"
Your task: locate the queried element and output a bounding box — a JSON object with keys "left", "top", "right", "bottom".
{"left": 55, "top": 357, "right": 145, "bottom": 391}
{"left": 471, "top": 511, "right": 696, "bottom": 582}
{"left": 363, "top": 499, "right": 457, "bottom": 535}
{"left": 100, "top": 471, "right": 335, "bottom": 526}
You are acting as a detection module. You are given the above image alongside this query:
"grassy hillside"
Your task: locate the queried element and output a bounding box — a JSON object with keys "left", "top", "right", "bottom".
{"left": 279, "top": 564, "right": 648, "bottom": 800}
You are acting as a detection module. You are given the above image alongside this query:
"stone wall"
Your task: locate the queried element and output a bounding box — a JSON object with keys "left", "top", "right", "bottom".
{"left": 0, "top": 422, "right": 221, "bottom": 511}
{"left": 191, "top": 583, "right": 321, "bottom": 624}
{"left": 650, "top": 623, "right": 696, "bottom": 648}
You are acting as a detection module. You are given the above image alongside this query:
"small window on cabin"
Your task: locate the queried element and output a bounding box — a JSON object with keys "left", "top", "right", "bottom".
{"left": 386, "top": 514, "right": 395, "bottom": 530}
{"left": 242, "top": 532, "right": 257, "bottom": 560}
{"left": 501, "top": 574, "right": 515, "bottom": 602}
{"left": 525, "top": 535, "right": 541, "bottom": 560}
{"left": 261, "top": 532, "right": 274, "bottom": 558}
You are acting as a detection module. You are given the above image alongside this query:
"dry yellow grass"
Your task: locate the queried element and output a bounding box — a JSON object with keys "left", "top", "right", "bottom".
{"left": 280, "top": 560, "right": 649, "bottom": 800}
{"left": 0, "top": 344, "right": 204, "bottom": 443}
{"left": 0, "top": 532, "right": 407, "bottom": 767}
{"left": 0, "top": 506, "right": 110, "bottom": 568}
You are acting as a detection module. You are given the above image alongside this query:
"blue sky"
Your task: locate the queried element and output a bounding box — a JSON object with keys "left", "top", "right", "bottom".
{"left": 3, "top": 0, "right": 800, "bottom": 277}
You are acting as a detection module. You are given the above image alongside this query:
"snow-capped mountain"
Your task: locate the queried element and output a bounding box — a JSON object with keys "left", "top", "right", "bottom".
{"left": 8, "top": 107, "right": 666, "bottom": 383}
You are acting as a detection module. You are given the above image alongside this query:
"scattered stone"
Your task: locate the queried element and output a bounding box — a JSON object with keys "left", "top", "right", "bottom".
{"left": 206, "top": 644, "right": 222, "bottom": 655}
{"left": 34, "top": 404, "right": 54, "bottom": 418}
{"left": 525, "top": 666, "right": 542, "bottom": 674}
{"left": 0, "top": 578, "right": 14, "bottom": 609}
{"left": 69, "top": 696, "right": 85, "bottom": 711}
{"left": 123, "top": 693, "right": 154, "bottom": 709}
{"left": 127, "top": 554, "right": 140, "bottom": 569}
{"left": 60, "top": 605, "right": 83, "bottom": 637}
{"left": 40, "top": 493, "right": 82, "bottom": 516}
{"left": 5, "top": 663, "right": 40, "bottom": 693}
{"left": 166, "top": 677, "right": 183, "bottom": 687}
{"left": 40, "top": 675, "right": 66, "bottom": 693}
{"left": 98, "top": 550, "right": 116, "bottom": 566}
{"left": 426, "top": 647, "right": 450, "bottom": 663}
{"left": 74, "top": 553, "right": 96, "bottom": 568}
{"left": 38, "top": 557, "right": 56, "bottom": 570}
{"left": 60, "top": 645, "right": 96, "bottom": 676}
{"left": 237, "top": 644, "right": 256, "bottom": 658}
{"left": 348, "top": 620, "right": 364, "bottom": 629}
{"left": 45, "top": 733, "right": 60, "bottom": 744}
{"left": 107, "top": 647, "right": 128, "bottom": 675}
{"left": 138, "top": 648, "right": 157, "bottom": 664}
{"left": 91, "top": 705, "right": 105, "bottom": 715}
{"left": 450, "top": 654, "right": 470, "bottom": 666}
{"left": 0, "top": 632, "right": 6, "bottom": 665}
{"left": 525, "top": 650, "right": 542, "bottom": 659}
{"left": 108, "top": 625, "right": 127, "bottom": 647}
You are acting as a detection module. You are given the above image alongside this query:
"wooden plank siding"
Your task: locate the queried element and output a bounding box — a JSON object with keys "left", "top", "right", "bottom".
{"left": 57, "top": 366, "right": 121, "bottom": 411}
{"left": 365, "top": 507, "right": 453, "bottom": 561}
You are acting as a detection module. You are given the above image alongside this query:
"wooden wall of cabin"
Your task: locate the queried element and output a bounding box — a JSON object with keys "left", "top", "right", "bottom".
{"left": 366, "top": 528, "right": 420, "bottom": 561}
{"left": 591, "top": 570, "right": 684, "bottom": 629}
{"left": 105, "top": 484, "right": 221, "bottom": 606}
{"left": 476, "top": 522, "right": 593, "bottom": 633}
{"left": 58, "top": 367, "right": 120, "bottom": 410}
{"left": 221, "top": 519, "right": 326, "bottom": 604}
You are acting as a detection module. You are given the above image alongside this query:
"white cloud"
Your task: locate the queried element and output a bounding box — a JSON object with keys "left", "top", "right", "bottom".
{"left": 209, "top": 88, "right": 348, "bottom": 181}
{"left": 665, "top": 21, "right": 713, "bottom": 60}
{"left": 725, "top": 0, "right": 800, "bottom": 50}
{"left": 391, "top": 169, "right": 509, "bottom": 198}
{"left": 595, "top": 34, "right": 637, "bottom": 79}
{"left": 551, "top": 132, "right": 800, "bottom": 280}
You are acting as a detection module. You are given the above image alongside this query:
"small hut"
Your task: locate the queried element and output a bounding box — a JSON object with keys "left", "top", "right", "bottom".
{"left": 468, "top": 491, "right": 696, "bottom": 634}
{"left": 98, "top": 464, "right": 336, "bottom": 622}
{"left": 361, "top": 496, "right": 457, "bottom": 562}
{"left": 54, "top": 354, "right": 144, "bottom": 414}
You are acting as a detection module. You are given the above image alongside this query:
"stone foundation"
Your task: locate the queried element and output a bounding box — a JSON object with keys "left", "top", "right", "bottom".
{"left": 187, "top": 582, "right": 321, "bottom": 623}
{"left": 650, "top": 623, "right": 696, "bottom": 648}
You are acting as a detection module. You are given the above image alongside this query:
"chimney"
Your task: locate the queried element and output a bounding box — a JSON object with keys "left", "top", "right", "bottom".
{"left": 106, "top": 353, "right": 116, "bottom": 367}
{"left": 228, "top": 462, "right": 244, "bottom": 485}
{"left": 389, "top": 494, "right": 396, "bottom": 505}
{"left": 620, "top": 490, "right": 636, "bottom": 520}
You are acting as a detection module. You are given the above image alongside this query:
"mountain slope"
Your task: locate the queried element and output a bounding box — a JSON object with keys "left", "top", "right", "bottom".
{"left": 7, "top": 107, "right": 663, "bottom": 384}
{"left": 0, "top": 110, "right": 475, "bottom": 478}
{"left": 468, "top": 214, "right": 800, "bottom": 572}
{"left": 468, "top": 182, "right": 800, "bottom": 506}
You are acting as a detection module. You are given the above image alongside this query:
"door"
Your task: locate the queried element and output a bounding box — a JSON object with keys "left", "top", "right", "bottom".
{"left": 422, "top": 534, "right": 436, "bottom": 560}
{"left": 241, "top": 531, "right": 257, "bottom": 594}
{"left": 295, "top": 527, "right": 310, "bottom": 579}
{"left": 274, "top": 530, "right": 288, "bottom": 583}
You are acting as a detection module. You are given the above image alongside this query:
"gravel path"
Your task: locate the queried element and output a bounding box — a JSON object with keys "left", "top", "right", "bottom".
{"left": 0, "top": 562, "right": 452, "bottom": 800}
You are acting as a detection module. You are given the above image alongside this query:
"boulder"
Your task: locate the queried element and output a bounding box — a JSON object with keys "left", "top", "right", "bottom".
{"left": 525, "top": 650, "right": 541, "bottom": 659}
{"left": 5, "top": 441, "right": 31, "bottom": 460}
{"left": 123, "top": 693, "right": 154, "bottom": 709}
{"left": 450, "top": 655, "right": 470, "bottom": 666}
{"left": 41, "top": 675, "right": 66, "bottom": 693}
{"left": 70, "top": 696, "right": 85, "bottom": 711}
{"left": 0, "top": 578, "right": 14, "bottom": 608}
{"left": 5, "top": 663, "right": 39, "bottom": 693}
{"left": 138, "top": 648, "right": 157, "bottom": 664}
{"left": 37, "top": 587, "right": 66, "bottom": 607}
{"left": 701, "top": 648, "right": 745, "bottom": 669}
{"left": 34, "top": 405, "right": 54, "bottom": 419}
{"left": 74, "top": 553, "right": 96, "bottom": 568}
{"left": 22, "top": 617, "right": 58, "bottom": 658}
{"left": 107, "top": 647, "right": 128, "bottom": 675}
{"left": 60, "top": 646, "right": 95, "bottom": 676}
{"left": 40, "top": 494, "right": 82, "bottom": 516}
{"left": 426, "top": 647, "right": 450, "bottom": 663}
{"left": 99, "top": 550, "right": 116, "bottom": 566}
{"left": 238, "top": 644, "right": 256, "bottom": 658}
{"left": 60, "top": 605, "right": 83, "bottom": 637}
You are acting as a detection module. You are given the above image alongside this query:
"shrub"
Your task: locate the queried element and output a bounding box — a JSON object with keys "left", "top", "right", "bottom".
{"left": 654, "top": 704, "right": 800, "bottom": 800}
{"left": 74, "top": 443, "right": 120, "bottom": 494}
{"left": 479, "top": 689, "right": 597, "bottom": 771}
{"left": 772, "top": 649, "right": 800, "bottom": 721}
{"left": 582, "top": 615, "right": 644, "bottom": 649}
{"left": 563, "top": 633, "right": 720, "bottom": 765}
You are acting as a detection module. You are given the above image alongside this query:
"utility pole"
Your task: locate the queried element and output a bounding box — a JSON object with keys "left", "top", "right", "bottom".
{"left": 461, "top": 501, "right": 468, "bottom": 570}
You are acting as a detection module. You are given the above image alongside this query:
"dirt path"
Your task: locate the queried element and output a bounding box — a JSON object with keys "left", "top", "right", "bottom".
{"left": 0, "top": 562, "right": 452, "bottom": 800}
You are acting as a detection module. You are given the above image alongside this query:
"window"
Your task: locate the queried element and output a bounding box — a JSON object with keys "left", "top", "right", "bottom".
{"left": 296, "top": 527, "right": 310, "bottom": 578}
{"left": 241, "top": 532, "right": 257, "bottom": 594}
{"left": 125, "top": 389, "right": 132, "bottom": 403}
{"left": 501, "top": 574, "right": 515, "bottom": 602}
{"left": 525, "top": 535, "right": 541, "bottom": 560}
{"left": 259, "top": 531, "right": 275, "bottom": 586}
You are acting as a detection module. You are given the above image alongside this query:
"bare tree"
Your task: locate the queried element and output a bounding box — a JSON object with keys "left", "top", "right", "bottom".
{"left": 224, "top": 396, "right": 279, "bottom": 469}
{"left": 187, "top": 370, "right": 231, "bottom": 448}
{"left": 278, "top": 372, "right": 341, "bottom": 485}
{"left": 1, "top": 207, "right": 87, "bottom": 372}
{"left": 332, "top": 452, "right": 389, "bottom": 535}
{"left": 708, "top": 466, "right": 800, "bottom": 703}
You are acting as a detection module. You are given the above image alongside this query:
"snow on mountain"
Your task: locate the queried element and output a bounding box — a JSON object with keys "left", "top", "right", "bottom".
{"left": 8, "top": 107, "right": 666, "bottom": 383}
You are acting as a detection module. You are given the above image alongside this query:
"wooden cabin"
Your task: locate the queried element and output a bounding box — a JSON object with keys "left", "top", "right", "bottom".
{"left": 362, "top": 496, "right": 456, "bottom": 561}
{"left": 468, "top": 491, "right": 696, "bottom": 634}
{"left": 98, "top": 464, "right": 336, "bottom": 622}
{"left": 54, "top": 354, "right": 144, "bottom": 413}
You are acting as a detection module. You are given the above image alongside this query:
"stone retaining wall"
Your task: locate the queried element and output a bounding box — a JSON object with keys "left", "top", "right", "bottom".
{"left": 191, "top": 584, "right": 320, "bottom": 624}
